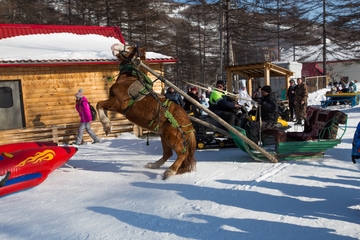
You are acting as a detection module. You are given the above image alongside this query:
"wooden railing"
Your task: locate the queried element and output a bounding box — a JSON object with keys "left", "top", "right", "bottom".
{"left": 0, "top": 119, "right": 142, "bottom": 145}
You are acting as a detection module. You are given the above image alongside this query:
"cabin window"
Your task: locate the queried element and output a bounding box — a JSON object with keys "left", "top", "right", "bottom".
{"left": 0, "top": 87, "right": 14, "bottom": 108}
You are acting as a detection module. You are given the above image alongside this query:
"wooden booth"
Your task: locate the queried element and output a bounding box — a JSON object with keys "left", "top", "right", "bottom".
{"left": 0, "top": 24, "right": 177, "bottom": 144}
{"left": 225, "top": 62, "right": 294, "bottom": 95}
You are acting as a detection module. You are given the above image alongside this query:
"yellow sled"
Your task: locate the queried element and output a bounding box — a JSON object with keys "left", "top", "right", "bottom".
{"left": 277, "top": 117, "right": 288, "bottom": 128}
{"left": 247, "top": 115, "right": 289, "bottom": 129}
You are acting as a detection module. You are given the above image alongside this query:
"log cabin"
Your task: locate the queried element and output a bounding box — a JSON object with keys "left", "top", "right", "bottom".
{"left": 0, "top": 24, "right": 177, "bottom": 144}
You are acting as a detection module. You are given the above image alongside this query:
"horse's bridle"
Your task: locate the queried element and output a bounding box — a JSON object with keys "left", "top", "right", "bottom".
{"left": 119, "top": 45, "right": 141, "bottom": 65}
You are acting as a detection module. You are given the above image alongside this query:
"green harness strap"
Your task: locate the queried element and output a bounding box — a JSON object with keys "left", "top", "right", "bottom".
{"left": 120, "top": 64, "right": 154, "bottom": 111}
{"left": 163, "top": 100, "right": 179, "bottom": 127}
{"left": 119, "top": 64, "right": 153, "bottom": 86}
{"left": 149, "top": 99, "right": 176, "bottom": 131}
{"left": 148, "top": 99, "right": 194, "bottom": 153}
{"left": 120, "top": 64, "right": 194, "bottom": 153}
{"left": 162, "top": 99, "right": 194, "bottom": 153}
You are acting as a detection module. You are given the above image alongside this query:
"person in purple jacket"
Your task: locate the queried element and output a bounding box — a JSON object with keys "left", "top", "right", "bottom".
{"left": 73, "top": 88, "right": 101, "bottom": 145}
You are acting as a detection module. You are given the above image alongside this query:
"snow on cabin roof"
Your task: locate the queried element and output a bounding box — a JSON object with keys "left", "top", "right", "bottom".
{"left": 0, "top": 24, "right": 177, "bottom": 66}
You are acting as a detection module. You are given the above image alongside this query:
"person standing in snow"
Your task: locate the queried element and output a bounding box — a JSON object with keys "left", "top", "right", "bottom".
{"left": 287, "top": 79, "right": 296, "bottom": 121}
{"left": 73, "top": 88, "right": 101, "bottom": 145}
{"left": 294, "top": 78, "right": 308, "bottom": 125}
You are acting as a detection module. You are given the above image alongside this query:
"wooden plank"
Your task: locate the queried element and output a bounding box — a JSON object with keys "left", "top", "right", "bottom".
{"left": 0, "top": 119, "right": 135, "bottom": 145}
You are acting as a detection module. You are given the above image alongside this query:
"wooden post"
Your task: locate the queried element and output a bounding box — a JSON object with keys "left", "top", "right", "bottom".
{"left": 247, "top": 77, "right": 253, "bottom": 96}
{"left": 51, "top": 125, "right": 59, "bottom": 143}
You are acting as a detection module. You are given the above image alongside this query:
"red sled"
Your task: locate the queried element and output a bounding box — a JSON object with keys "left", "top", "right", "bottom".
{"left": 0, "top": 141, "right": 58, "bottom": 153}
{"left": 0, "top": 142, "right": 77, "bottom": 197}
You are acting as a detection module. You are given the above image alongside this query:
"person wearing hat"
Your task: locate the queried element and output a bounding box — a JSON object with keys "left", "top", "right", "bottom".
{"left": 294, "top": 78, "right": 308, "bottom": 125}
{"left": 73, "top": 88, "right": 101, "bottom": 145}
{"left": 183, "top": 86, "right": 200, "bottom": 112}
{"left": 287, "top": 79, "right": 296, "bottom": 121}
{"left": 165, "top": 87, "right": 184, "bottom": 107}
{"left": 245, "top": 85, "right": 279, "bottom": 143}
{"left": 238, "top": 85, "right": 253, "bottom": 112}
{"left": 209, "top": 80, "right": 242, "bottom": 127}
{"left": 259, "top": 85, "right": 279, "bottom": 128}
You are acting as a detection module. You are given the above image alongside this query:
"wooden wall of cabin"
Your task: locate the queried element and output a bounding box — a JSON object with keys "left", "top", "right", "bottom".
{"left": 0, "top": 62, "right": 166, "bottom": 144}
{"left": 0, "top": 64, "right": 120, "bottom": 127}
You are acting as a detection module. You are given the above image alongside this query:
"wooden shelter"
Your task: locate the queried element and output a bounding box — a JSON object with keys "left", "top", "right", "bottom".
{"left": 0, "top": 24, "right": 177, "bottom": 144}
{"left": 225, "top": 62, "right": 294, "bottom": 94}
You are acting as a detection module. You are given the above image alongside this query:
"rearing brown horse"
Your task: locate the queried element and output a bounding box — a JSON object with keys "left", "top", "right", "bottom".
{"left": 96, "top": 43, "right": 196, "bottom": 179}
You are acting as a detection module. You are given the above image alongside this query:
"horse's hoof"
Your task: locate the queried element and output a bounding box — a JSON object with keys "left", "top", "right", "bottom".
{"left": 103, "top": 124, "right": 112, "bottom": 136}
{"left": 146, "top": 162, "right": 159, "bottom": 169}
{"left": 163, "top": 169, "right": 176, "bottom": 180}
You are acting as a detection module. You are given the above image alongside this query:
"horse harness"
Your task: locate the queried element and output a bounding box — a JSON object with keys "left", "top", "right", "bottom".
{"left": 118, "top": 62, "right": 194, "bottom": 153}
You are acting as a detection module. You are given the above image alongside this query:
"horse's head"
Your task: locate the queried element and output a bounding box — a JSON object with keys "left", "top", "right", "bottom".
{"left": 111, "top": 43, "right": 146, "bottom": 65}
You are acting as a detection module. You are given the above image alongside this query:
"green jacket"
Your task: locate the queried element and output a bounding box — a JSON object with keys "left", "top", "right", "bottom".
{"left": 209, "top": 89, "right": 236, "bottom": 113}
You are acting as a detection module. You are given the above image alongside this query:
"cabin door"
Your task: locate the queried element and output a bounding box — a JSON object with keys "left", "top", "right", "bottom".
{"left": 0, "top": 80, "right": 25, "bottom": 130}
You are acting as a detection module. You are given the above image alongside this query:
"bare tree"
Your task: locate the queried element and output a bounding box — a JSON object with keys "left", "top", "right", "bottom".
{"left": 2, "top": 0, "right": 360, "bottom": 85}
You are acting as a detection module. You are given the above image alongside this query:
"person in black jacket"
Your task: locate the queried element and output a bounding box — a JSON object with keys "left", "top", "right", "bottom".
{"left": 246, "top": 85, "right": 278, "bottom": 143}
{"left": 287, "top": 79, "right": 296, "bottom": 121}
{"left": 183, "top": 87, "right": 200, "bottom": 112}
{"left": 258, "top": 85, "right": 279, "bottom": 129}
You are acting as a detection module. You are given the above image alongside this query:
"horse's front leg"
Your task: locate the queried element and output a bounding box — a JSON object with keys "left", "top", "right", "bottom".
{"left": 164, "top": 154, "right": 186, "bottom": 179}
{"left": 146, "top": 135, "right": 172, "bottom": 172}
{"left": 161, "top": 130, "right": 190, "bottom": 179}
{"left": 96, "top": 100, "right": 113, "bottom": 135}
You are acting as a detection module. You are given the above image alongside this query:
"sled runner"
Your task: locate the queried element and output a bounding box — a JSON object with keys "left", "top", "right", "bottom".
{"left": 229, "top": 106, "right": 347, "bottom": 161}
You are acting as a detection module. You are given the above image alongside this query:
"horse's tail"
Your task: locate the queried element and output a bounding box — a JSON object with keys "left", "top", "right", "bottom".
{"left": 177, "top": 131, "right": 196, "bottom": 174}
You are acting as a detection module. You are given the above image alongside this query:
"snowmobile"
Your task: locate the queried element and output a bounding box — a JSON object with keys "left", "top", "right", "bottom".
{"left": 188, "top": 106, "right": 236, "bottom": 149}
{"left": 278, "top": 100, "right": 291, "bottom": 122}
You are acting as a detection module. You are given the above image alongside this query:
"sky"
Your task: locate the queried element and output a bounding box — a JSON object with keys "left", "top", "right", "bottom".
{"left": 1, "top": 33, "right": 360, "bottom": 240}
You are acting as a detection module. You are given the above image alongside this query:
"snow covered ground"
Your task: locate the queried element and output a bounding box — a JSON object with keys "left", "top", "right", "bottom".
{"left": 1, "top": 86, "right": 360, "bottom": 240}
